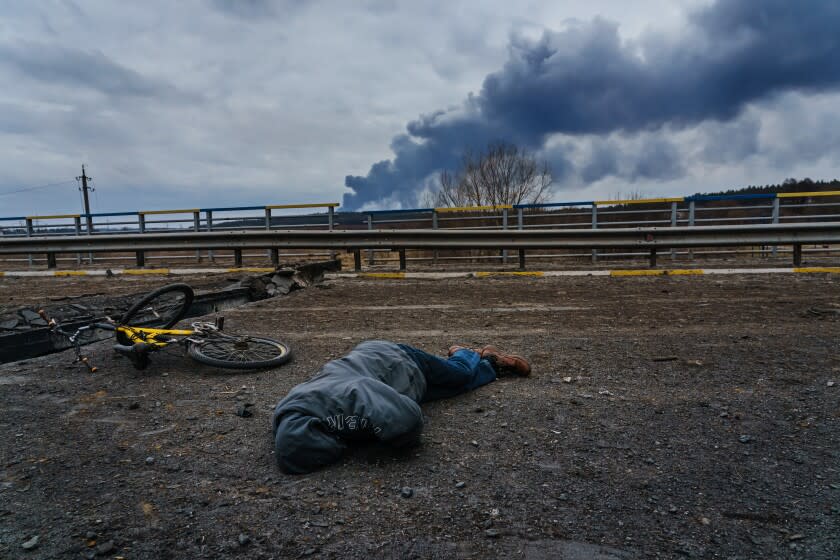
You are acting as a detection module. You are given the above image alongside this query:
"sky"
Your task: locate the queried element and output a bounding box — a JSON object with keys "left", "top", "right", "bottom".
{"left": 1, "top": 0, "right": 839, "bottom": 217}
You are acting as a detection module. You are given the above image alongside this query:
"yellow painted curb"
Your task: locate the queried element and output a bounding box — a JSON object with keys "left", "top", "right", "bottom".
{"left": 0, "top": 271, "right": 4, "bottom": 277}
{"left": 53, "top": 271, "right": 88, "bottom": 276}
{"left": 123, "top": 269, "right": 171, "bottom": 275}
{"left": 227, "top": 267, "right": 275, "bottom": 273}
{"left": 663, "top": 269, "right": 705, "bottom": 276}
{"left": 361, "top": 272, "right": 406, "bottom": 279}
{"left": 475, "top": 271, "right": 545, "bottom": 277}
{"left": 794, "top": 267, "right": 840, "bottom": 273}
{"left": 610, "top": 269, "right": 705, "bottom": 277}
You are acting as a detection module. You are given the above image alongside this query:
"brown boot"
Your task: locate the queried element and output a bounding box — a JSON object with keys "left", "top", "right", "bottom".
{"left": 480, "top": 345, "right": 531, "bottom": 377}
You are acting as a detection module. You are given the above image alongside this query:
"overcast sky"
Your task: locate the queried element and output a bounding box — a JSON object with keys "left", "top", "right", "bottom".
{"left": 1, "top": 0, "right": 839, "bottom": 216}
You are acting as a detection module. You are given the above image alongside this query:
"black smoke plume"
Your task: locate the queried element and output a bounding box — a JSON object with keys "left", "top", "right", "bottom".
{"left": 344, "top": 0, "right": 840, "bottom": 209}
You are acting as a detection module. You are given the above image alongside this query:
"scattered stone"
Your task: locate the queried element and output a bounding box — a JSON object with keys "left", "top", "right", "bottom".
{"left": 0, "top": 318, "right": 19, "bottom": 330}
{"left": 85, "top": 531, "right": 97, "bottom": 540}
{"left": 400, "top": 487, "right": 414, "bottom": 498}
{"left": 562, "top": 376, "right": 573, "bottom": 383}
{"left": 302, "top": 547, "right": 317, "bottom": 556}
{"left": 739, "top": 435, "right": 752, "bottom": 444}
{"left": 455, "top": 482, "right": 466, "bottom": 489}
{"left": 788, "top": 534, "right": 805, "bottom": 541}
{"left": 652, "top": 356, "right": 678, "bottom": 362}
{"left": 484, "top": 529, "right": 500, "bottom": 538}
{"left": 470, "top": 440, "right": 479, "bottom": 447}
{"left": 828, "top": 381, "right": 836, "bottom": 387}
{"left": 698, "top": 517, "right": 711, "bottom": 526}
{"left": 235, "top": 403, "right": 254, "bottom": 418}
{"left": 145, "top": 456, "right": 155, "bottom": 465}
{"left": 128, "top": 402, "right": 140, "bottom": 410}
{"left": 238, "top": 533, "right": 251, "bottom": 546}
{"left": 271, "top": 274, "right": 297, "bottom": 295}
{"left": 96, "top": 540, "right": 115, "bottom": 555}
{"left": 21, "top": 535, "right": 39, "bottom": 550}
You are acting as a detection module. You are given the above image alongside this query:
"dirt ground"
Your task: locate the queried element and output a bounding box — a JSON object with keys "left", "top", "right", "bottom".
{"left": 1, "top": 273, "right": 839, "bottom": 559}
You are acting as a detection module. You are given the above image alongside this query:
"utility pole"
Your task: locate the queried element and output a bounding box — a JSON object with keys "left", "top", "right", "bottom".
{"left": 76, "top": 165, "right": 93, "bottom": 233}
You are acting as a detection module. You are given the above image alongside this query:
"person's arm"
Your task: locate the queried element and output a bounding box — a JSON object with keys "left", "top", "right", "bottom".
{"left": 334, "top": 376, "right": 424, "bottom": 445}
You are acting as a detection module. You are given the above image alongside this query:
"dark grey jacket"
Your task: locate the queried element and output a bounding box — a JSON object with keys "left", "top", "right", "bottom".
{"left": 272, "top": 340, "right": 426, "bottom": 474}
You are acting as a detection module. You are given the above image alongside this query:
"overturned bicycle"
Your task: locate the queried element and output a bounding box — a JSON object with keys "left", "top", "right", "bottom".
{"left": 41, "top": 283, "right": 291, "bottom": 372}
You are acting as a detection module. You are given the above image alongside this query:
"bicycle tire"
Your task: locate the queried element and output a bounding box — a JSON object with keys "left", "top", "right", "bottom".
{"left": 187, "top": 334, "right": 292, "bottom": 369}
{"left": 120, "top": 284, "right": 194, "bottom": 329}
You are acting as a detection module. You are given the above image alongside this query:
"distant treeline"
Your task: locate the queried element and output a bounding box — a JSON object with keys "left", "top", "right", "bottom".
{"left": 691, "top": 178, "right": 840, "bottom": 198}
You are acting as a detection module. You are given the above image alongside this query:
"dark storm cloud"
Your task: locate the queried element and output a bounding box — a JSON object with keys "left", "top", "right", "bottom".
{"left": 344, "top": 0, "right": 840, "bottom": 208}
{"left": 0, "top": 42, "right": 177, "bottom": 99}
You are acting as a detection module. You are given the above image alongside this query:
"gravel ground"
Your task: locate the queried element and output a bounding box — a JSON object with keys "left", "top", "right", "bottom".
{"left": 1, "top": 273, "right": 839, "bottom": 559}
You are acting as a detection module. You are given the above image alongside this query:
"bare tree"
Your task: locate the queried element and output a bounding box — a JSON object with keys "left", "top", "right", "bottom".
{"left": 434, "top": 142, "right": 553, "bottom": 207}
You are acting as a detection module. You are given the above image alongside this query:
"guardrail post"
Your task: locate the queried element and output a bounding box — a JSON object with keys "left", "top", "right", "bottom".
{"left": 771, "top": 198, "right": 780, "bottom": 257}
{"left": 793, "top": 243, "right": 802, "bottom": 267}
{"left": 193, "top": 211, "right": 202, "bottom": 263}
{"left": 367, "top": 214, "right": 375, "bottom": 265}
{"left": 74, "top": 216, "right": 82, "bottom": 265}
{"left": 591, "top": 204, "right": 598, "bottom": 263}
{"left": 206, "top": 210, "right": 214, "bottom": 263}
{"left": 234, "top": 249, "right": 243, "bottom": 268}
{"left": 501, "top": 208, "right": 509, "bottom": 265}
{"left": 264, "top": 207, "right": 272, "bottom": 261}
{"left": 649, "top": 248, "right": 657, "bottom": 268}
{"left": 133, "top": 196, "right": 146, "bottom": 268}
{"left": 399, "top": 249, "right": 407, "bottom": 271}
{"left": 670, "top": 202, "right": 677, "bottom": 261}
{"left": 432, "top": 210, "right": 439, "bottom": 265}
{"left": 688, "top": 200, "right": 695, "bottom": 260}
{"left": 47, "top": 252, "right": 57, "bottom": 269}
{"left": 353, "top": 249, "right": 362, "bottom": 271}
{"left": 328, "top": 206, "right": 336, "bottom": 260}
{"left": 517, "top": 207, "right": 525, "bottom": 269}
{"left": 26, "top": 218, "right": 33, "bottom": 267}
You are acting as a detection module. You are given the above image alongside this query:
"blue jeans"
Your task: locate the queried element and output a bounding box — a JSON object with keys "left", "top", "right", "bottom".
{"left": 398, "top": 344, "right": 497, "bottom": 402}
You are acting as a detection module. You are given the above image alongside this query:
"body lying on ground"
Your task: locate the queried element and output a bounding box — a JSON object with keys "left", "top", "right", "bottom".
{"left": 272, "top": 340, "right": 531, "bottom": 474}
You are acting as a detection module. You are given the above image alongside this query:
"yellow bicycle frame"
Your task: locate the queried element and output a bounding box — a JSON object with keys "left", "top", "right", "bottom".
{"left": 117, "top": 325, "right": 195, "bottom": 348}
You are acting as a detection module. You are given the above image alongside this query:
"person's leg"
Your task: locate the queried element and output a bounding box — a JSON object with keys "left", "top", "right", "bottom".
{"left": 398, "top": 344, "right": 496, "bottom": 401}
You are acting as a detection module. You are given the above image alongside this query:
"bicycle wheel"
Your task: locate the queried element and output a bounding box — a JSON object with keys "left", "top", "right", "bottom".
{"left": 188, "top": 334, "right": 292, "bottom": 369}
{"left": 120, "top": 284, "right": 194, "bottom": 329}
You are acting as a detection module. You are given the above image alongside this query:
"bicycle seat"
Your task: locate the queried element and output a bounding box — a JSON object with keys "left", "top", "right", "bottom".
{"left": 113, "top": 343, "right": 151, "bottom": 370}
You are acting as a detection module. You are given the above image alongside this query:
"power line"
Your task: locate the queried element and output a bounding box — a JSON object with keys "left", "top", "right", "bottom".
{"left": 0, "top": 179, "right": 76, "bottom": 197}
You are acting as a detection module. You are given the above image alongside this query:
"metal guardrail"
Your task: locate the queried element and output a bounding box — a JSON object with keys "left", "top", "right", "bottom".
{"left": 3, "top": 191, "right": 840, "bottom": 268}
{"left": 2, "top": 223, "right": 839, "bottom": 270}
